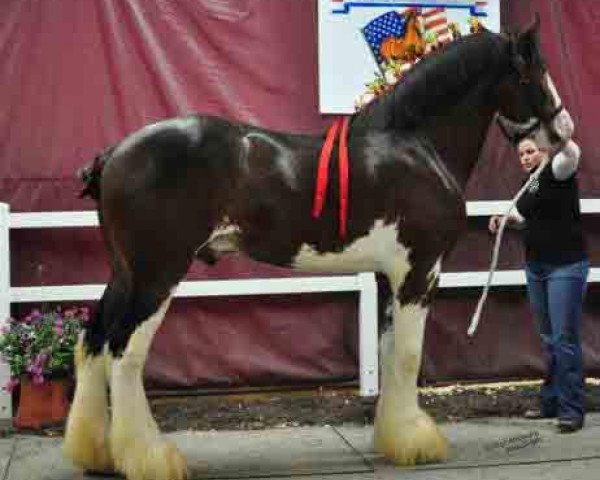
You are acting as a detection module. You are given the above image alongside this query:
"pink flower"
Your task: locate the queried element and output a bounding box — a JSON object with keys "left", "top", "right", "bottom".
{"left": 79, "top": 307, "right": 91, "bottom": 323}
{"left": 32, "top": 374, "right": 44, "bottom": 385}
{"left": 37, "top": 352, "right": 48, "bottom": 364}
{"left": 4, "top": 377, "right": 19, "bottom": 393}
{"left": 55, "top": 318, "right": 64, "bottom": 336}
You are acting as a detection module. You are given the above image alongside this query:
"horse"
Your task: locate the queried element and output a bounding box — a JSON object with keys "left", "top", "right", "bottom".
{"left": 63, "top": 18, "right": 573, "bottom": 480}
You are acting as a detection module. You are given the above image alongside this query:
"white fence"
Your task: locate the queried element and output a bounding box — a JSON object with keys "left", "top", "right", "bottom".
{"left": 1, "top": 201, "right": 599, "bottom": 420}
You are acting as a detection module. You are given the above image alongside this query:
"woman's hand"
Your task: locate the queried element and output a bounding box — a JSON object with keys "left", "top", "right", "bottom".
{"left": 488, "top": 215, "right": 503, "bottom": 234}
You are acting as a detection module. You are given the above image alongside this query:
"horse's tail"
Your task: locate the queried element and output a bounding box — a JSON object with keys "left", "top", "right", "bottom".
{"left": 78, "top": 146, "right": 115, "bottom": 201}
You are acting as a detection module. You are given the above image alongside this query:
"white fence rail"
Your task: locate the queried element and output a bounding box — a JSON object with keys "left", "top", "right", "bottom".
{"left": 1, "top": 200, "right": 599, "bottom": 420}
{"left": 0, "top": 203, "right": 380, "bottom": 423}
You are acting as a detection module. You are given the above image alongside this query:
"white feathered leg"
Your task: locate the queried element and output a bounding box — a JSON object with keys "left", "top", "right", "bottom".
{"left": 63, "top": 339, "right": 114, "bottom": 473}
{"left": 109, "top": 294, "right": 187, "bottom": 480}
{"left": 374, "top": 275, "right": 448, "bottom": 465}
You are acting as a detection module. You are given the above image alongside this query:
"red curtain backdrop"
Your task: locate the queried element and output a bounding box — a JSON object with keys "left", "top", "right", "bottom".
{"left": 1, "top": 0, "right": 599, "bottom": 389}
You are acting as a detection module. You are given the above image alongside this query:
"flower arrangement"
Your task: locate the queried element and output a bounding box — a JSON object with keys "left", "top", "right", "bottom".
{"left": 0, "top": 307, "right": 90, "bottom": 392}
{"left": 354, "top": 16, "right": 481, "bottom": 110}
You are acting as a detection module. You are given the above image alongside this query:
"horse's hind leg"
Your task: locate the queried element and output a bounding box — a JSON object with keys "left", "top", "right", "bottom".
{"left": 108, "top": 285, "right": 187, "bottom": 480}
{"left": 63, "top": 283, "right": 122, "bottom": 474}
{"left": 64, "top": 268, "right": 189, "bottom": 479}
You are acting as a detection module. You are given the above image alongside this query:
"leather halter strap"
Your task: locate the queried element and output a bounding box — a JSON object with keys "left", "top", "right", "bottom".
{"left": 496, "top": 104, "right": 564, "bottom": 144}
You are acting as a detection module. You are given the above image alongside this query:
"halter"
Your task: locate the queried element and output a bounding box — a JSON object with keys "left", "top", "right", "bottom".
{"left": 496, "top": 103, "right": 564, "bottom": 144}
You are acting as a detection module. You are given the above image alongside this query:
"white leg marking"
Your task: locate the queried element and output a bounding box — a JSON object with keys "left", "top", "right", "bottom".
{"left": 110, "top": 294, "right": 187, "bottom": 480}
{"left": 63, "top": 338, "right": 114, "bottom": 473}
{"left": 375, "top": 262, "right": 448, "bottom": 465}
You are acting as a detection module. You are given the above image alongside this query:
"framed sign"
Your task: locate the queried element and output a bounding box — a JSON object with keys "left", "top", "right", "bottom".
{"left": 317, "top": 1, "right": 501, "bottom": 113}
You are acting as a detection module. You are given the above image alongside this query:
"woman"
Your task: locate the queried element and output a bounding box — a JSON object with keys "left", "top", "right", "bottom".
{"left": 489, "top": 136, "right": 588, "bottom": 433}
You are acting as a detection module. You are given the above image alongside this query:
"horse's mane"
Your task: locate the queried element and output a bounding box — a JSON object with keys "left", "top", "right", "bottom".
{"left": 353, "top": 30, "right": 510, "bottom": 131}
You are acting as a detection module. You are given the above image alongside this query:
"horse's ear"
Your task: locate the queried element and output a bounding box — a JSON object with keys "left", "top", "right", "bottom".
{"left": 515, "top": 13, "right": 542, "bottom": 64}
{"left": 524, "top": 13, "right": 541, "bottom": 35}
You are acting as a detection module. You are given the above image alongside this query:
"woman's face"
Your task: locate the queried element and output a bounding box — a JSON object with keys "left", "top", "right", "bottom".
{"left": 517, "top": 139, "right": 546, "bottom": 173}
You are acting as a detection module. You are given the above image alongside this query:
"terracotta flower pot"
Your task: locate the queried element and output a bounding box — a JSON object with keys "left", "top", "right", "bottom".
{"left": 14, "top": 377, "right": 70, "bottom": 429}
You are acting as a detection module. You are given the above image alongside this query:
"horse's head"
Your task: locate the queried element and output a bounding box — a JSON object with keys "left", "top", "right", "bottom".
{"left": 495, "top": 15, "right": 573, "bottom": 154}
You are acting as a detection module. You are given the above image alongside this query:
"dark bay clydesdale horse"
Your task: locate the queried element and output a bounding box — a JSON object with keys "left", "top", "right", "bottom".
{"left": 64, "top": 20, "right": 574, "bottom": 480}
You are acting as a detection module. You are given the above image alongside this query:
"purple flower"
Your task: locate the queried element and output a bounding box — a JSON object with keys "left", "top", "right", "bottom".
{"left": 25, "top": 309, "right": 42, "bottom": 324}
{"left": 0, "top": 306, "right": 87, "bottom": 382}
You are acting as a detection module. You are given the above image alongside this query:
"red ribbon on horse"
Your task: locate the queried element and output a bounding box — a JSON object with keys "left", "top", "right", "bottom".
{"left": 312, "top": 116, "right": 351, "bottom": 239}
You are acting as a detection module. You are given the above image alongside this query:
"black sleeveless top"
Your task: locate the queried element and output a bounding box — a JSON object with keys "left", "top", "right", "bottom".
{"left": 515, "top": 164, "right": 587, "bottom": 264}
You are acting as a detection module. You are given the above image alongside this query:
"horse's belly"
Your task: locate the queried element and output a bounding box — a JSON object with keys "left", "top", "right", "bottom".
{"left": 292, "top": 219, "right": 411, "bottom": 277}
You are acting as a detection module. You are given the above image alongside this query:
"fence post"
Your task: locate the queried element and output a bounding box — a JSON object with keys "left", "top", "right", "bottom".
{"left": 357, "top": 272, "right": 378, "bottom": 396}
{"left": 0, "top": 203, "right": 12, "bottom": 419}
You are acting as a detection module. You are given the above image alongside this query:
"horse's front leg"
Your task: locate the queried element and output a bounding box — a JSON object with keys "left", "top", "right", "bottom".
{"left": 374, "top": 270, "right": 448, "bottom": 465}
{"left": 110, "top": 293, "right": 187, "bottom": 480}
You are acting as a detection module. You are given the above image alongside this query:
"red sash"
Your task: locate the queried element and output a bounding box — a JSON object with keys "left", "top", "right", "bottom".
{"left": 312, "top": 117, "right": 350, "bottom": 239}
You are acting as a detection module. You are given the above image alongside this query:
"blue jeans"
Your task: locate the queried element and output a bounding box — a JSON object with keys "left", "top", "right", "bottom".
{"left": 525, "top": 259, "right": 589, "bottom": 421}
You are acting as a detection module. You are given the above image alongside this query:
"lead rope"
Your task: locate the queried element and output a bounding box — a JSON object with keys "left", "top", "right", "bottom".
{"left": 467, "top": 155, "right": 550, "bottom": 336}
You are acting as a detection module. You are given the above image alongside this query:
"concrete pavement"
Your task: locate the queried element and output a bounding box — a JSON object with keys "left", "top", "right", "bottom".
{"left": 2, "top": 413, "right": 600, "bottom": 479}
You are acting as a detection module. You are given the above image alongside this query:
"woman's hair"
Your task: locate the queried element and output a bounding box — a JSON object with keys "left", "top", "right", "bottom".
{"left": 517, "top": 134, "right": 538, "bottom": 146}
{"left": 517, "top": 134, "right": 548, "bottom": 153}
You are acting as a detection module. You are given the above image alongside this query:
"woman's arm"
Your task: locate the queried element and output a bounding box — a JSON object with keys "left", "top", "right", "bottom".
{"left": 552, "top": 140, "right": 581, "bottom": 180}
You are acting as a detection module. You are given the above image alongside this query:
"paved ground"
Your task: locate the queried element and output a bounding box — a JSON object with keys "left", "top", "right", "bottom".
{"left": 2, "top": 413, "right": 600, "bottom": 479}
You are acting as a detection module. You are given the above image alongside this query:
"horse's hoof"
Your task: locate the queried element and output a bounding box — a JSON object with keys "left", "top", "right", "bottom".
{"left": 374, "top": 407, "right": 449, "bottom": 466}
{"left": 63, "top": 416, "right": 114, "bottom": 474}
{"left": 113, "top": 440, "right": 188, "bottom": 480}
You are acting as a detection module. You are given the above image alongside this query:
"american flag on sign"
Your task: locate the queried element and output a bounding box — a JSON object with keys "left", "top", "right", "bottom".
{"left": 421, "top": 7, "right": 452, "bottom": 44}
{"left": 362, "top": 11, "right": 408, "bottom": 66}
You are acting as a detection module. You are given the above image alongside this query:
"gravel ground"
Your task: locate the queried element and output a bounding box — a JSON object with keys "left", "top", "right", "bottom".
{"left": 149, "top": 380, "right": 600, "bottom": 432}
{"left": 7, "top": 380, "right": 600, "bottom": 436}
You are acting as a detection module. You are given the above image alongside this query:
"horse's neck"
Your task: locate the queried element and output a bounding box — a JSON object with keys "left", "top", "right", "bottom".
{"left": 422, "top": 80, "right": 498, "bottom": 189}
{"left": 350, "top": 33, "right": 507, "bottom": 189}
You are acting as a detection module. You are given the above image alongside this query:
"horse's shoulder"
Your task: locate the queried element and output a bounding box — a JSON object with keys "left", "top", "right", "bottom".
{"left": 357, "top": 130, "right": 463, "bottom": 206}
